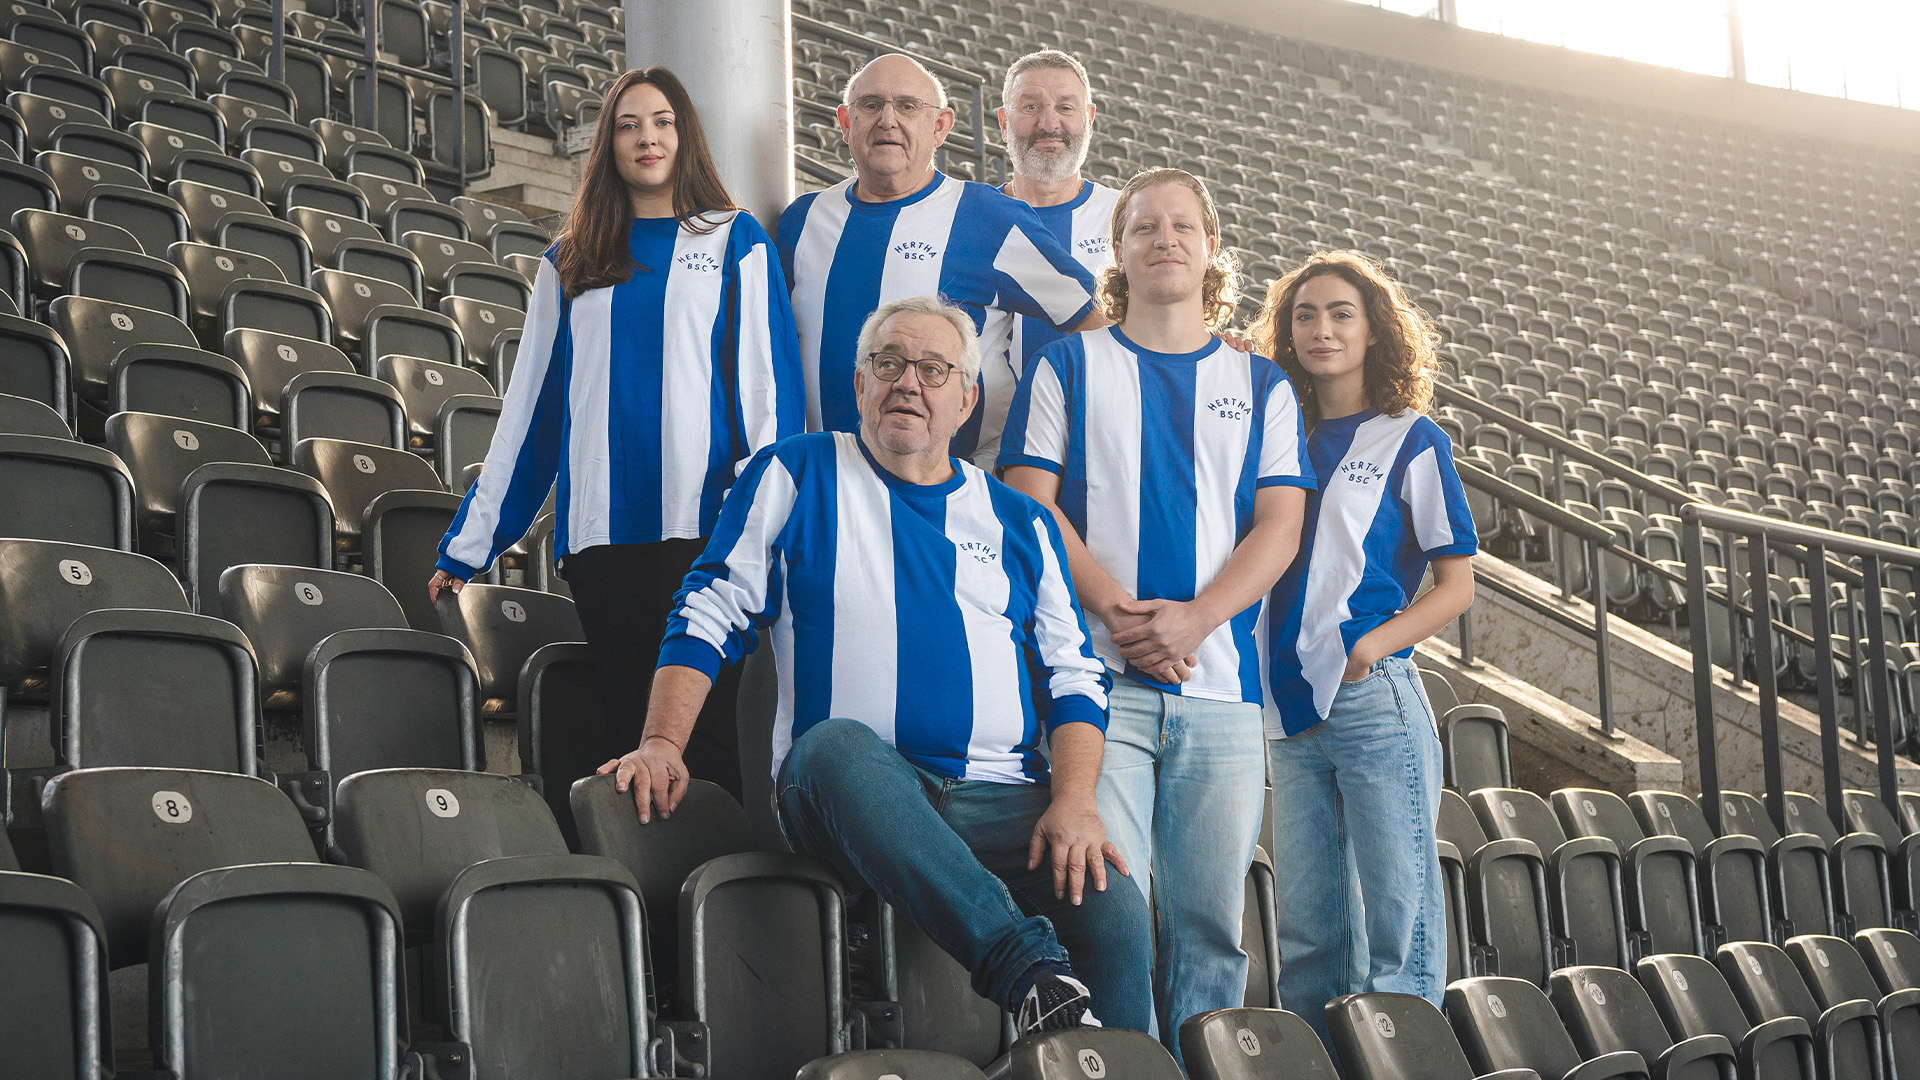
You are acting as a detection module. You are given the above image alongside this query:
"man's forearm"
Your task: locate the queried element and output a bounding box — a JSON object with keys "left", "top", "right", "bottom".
{"left": 639, "top": 664, "right": 715, "bottom": 751}
{"left": 1046, "top": 720, "right": 1107, "bottom": 806}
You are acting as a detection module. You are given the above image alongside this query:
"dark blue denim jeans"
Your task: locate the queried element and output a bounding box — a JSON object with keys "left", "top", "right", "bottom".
{"left": 775, "top": 718, "right": 1153, "bottom": 1030}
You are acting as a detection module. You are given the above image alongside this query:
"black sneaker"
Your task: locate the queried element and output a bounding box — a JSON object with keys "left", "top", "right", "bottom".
{"left": 1014, "top": 965, "right": 1102, "bottom": 1036}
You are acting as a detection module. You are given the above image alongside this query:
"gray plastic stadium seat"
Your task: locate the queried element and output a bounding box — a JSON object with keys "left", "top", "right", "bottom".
{"left": 104, "top": 410, "right": 269, "bottom": 552}
{"left": 312, "top": 265, "right": 415, "bottom": 355}
{"left": 41, "top": 766, "right": 319, "bottom": 966}
{"left": 1717, "top": 941, "right": 1880, "bottom": 1080}
{"left": 218, "top": 278, "right": 331, "bottom": 347}
{"left": 363, "top": 302, "right": 466, "bottom": 371}
{"left": 0, "top": 539, "right": 184, "bottom": 701}
{"left": 1857, "top": 929, "right": 1920, "bottom": 994}
{"left": 1838, "top": 791, "right": 1920, "bottom": 928}
{"left": 361, "top": 487, "right": 465, "bottom": 631}
{"left": 401, "top": 230, "right": 491, "bottom": 297}
{"left": 434, "top": 852, "right": 653, "bottom": 1079}
{"left": 435, "top": 582, "right": 582, "bottom": 704}
{"left": 169, "top": 239, "right": 286, "bottom": 338}
{"left": 331, "top": 236, "right": 423, "bottom": 300}
{"left": 84, "top": 185, "right": 190, "bottom": 266}
{"left": 179, "top": 460, "right": 333, "bottom": 617}
{"left": 376, "top": 353, "right": 492, "bottom": 446}
{"left": 680, "top": 851, "right": 853, "bottom": 1077}
{"left": 0, "top": 390, "right": 68, "bottom": 436}
{"left": 1179, "top": 1008, "right": 1339, "bottom": 1080}
{"left": 0, "top": 311, "right": 70, "bottom": 418}
{"left": 1009, "top": 1028, "right": 1182, "bottom": 1079}
{"left": 444, "top": 262, "right": 529, "bottom": 310}
{"left": 104, "top": 343, "right": 250, "bottom": 429}
{"left": 1785, "top": 934, "right": 1920, "bottom": 1079}
{"left": 152, "top": 862, "right": 408, "bottom": 1080}
{"left": 0, "top": 433, "right": 134, "bottom": 548}
{"left": 516, "top": 642, "right": 609, "bottom": 843}
{"left": 1444, "top": 704, "right": 1513, "bottom": 793}
{"left": 1556, "top": 787, "right": 1706, "bottom": 958}
{"left": 13, "top": 208, "right": 142, "bottom": 302}
{"left": 291, "top": 437, "right": 439, "bottom": 551}
{"left": 1329, "top": 991, "right": 1540, "bottom": 1080}
{"left": 220, "top": 327, "right": 356, "bottom": 432}
{"left": 434, "top": 392, "right": 499, "bottom": 491}
{"left": 1636, "top": 953, "right": 1816, "bottom": 1080}
{"left": 449, "top": 193, "right": 529, "bottom": 247}
{"left": 1547, "top": 965, "right": 1737, "bottom": 1080}
{"left": 1777, "top": 792, "right": 1894, "bottom": 933}
{"left": 439, "top": 294, "right": 522, "bottom": 366}
{"left": 1474, "top": 787, "right": 1631, "bottom": 971}
{"left": 0, "top": 869, "right": 110, "bottom": 1080}
{"left": 216, "top": 562, "right": 407, "bottom": 700}
{"left": 282, "top": 372, "right": 408, "bottom": 452}
{"left": 1719, "top": 792, "right": 1837, "bottom": 939}
{"left": 332, "top": 767, "right": 567, "bottom": 939}
{"left": 1445, "top": 975, "right": 1648, "bottom": 1080}
{"left": 298, "top": 625, "right": 480, "bottom": 790}
{"left": 1631, "top": 790, "right": 1772, "bottom": 947}
{"left": 800, "top": 1049, "right": 990, "bottom": 1079}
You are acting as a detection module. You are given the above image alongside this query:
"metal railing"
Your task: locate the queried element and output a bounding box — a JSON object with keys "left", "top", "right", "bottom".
{"left": 791, "top": 13, "right": 995, "bottom": 185}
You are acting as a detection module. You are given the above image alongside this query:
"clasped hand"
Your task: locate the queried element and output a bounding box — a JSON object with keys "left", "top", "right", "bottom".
{"left": 1106, "top": 597, "right": 1207, "bottom": 681}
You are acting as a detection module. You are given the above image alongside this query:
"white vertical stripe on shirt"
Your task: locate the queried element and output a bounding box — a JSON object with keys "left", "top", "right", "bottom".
{"left": 1081, "top": 331, "right": 1143, "bottom": 662}
{"left": 1191, "top": 349, "right": 1256, "bottom": 687}
{"left": 828, "top": 436, "right": 898, "bottom": 745}
{"left": 790, "top": 181, "right": 854, "bottom": 431}
{"left": 948, "top": 478, "right": 1021, "bottom": 780}
{"left": 878, "top": 194, "right": 958, "bottom": 306}
{"left": 659, "top": 224, "right": 727, "bottom": 531}
{"left": 1404, "top": 445, "right": 1455, "bottom": 552}
{"left": 567, "top": 286, "right": 615, "bottom": 546}
{"left": 735, "top": 241, "right": 780, "bottom": 472}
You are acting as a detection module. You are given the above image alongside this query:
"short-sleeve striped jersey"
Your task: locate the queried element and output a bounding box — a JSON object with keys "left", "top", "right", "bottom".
{"left": 998, "top": 327, "right": 1315, "bottom": 703}
{"left": 1007, "top": 180, "right": 1120, "bottom": 385}
{"left": 659, "top": 431, "right": 1110, "bottom": 783}
{"left": 1266, "top": 409, "right": 1479, "bottom": 734}
{"left": 776, "top": 172, "right": 1097, "bottom": 465}
{"left": 437, "top": 211, "right": 803, "bottom": 579}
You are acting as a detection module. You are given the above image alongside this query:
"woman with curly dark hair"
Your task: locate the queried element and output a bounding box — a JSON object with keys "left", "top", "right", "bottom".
{"left": 1248, "top": 249, "right": 1478, "bottom": 1056}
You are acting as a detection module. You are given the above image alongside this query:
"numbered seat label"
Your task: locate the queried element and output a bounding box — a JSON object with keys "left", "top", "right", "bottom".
{"left": 152, "top": 791, "right": 193, "bottom": 823}
{"left": 1076, "top": 1048, "right": 1105, "bottom": 1078}
{"left": 426, "top": 788, "right": 460, "bottom": 817}
{"left": 1235, "top": 1027, "right": 1261, "bottom": 1056}
{"left": 294, "top": 581, "right": 324, "bottom": 605}
{"left": 501, "top": 600, "right": 526, "bottom": 622}
{"left": 58, "top": 559, "right": 93, "bottom": 585}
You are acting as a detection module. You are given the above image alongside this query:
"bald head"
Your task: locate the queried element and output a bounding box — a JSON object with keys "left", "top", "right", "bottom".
{"left": 837, "top": 52, "right": 956, "bottom": 200}
{"left": 842, "top": 53, "right": 949, "bottom": 110}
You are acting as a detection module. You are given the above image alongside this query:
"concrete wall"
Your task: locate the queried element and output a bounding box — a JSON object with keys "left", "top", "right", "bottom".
{"left": 1147, "top": 0, "right": 1920, "bottom": 153}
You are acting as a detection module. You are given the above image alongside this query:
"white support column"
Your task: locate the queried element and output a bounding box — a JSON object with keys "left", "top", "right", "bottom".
{"left": 628, "top": 0, "right": 795, "bottom": 232}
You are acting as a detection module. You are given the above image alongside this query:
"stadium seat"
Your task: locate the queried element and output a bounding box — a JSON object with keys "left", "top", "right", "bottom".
{"left": 433, "top": 392, "right": 499, "bottom": 491}
{"left": 312, "top": 265, "right": 416, "bottom": 356}
{"left": 0, "top": 389, "right": 68, "bottom": 436}
{"left": 216, "top": 276, "right": 332, "bottom": 347}
{"left": 0, "top": 309, "right": 70, "bottom": 417}
{"left": 0, "top": 432, "right": 133, "bottom": 547}
{"left": 1784, "top": 934, "right": 1920, "bottom": 1079}
{"left": 1716, "top": 940, "right": 1882, "bottom": 1080}
{"left": 1179, "top": 1007, "right": 1339, "bottom": 1080}
{"left": 1007, "top": 1028, "right": 1182, "bottom": 1079}
{"left": 291, "top": 437, "right": 437, "bottom": 553}
{"left": 1839, "top": 790, "right": 1920, "bottom": 926}
{"left": 215, "top": 562, "right": 406, "bottom": 702}
{"left": 331, "top": 236, "right": 423, "bottom": 299}
{"left": 435, "top": 581, "right": 581, "bottom": 704}
{"left": 1556, "top": 787, "right": 1706, "bottom": 957}
{"left": 362, "top": 301, "right": 466, "bottom": 372}
{"left": 439, "top": 294, "right": 521, "bottom": 365}
{"left": 1636, "top": 952, "right": 1816, "bottom": 1080}
{"left": 1244, "top": 844, "right": 1281, "bottom": 1008}
{"left": 220, "top": 326, "right": 356, "bottom": 434}
{"left": 1631, "top": 789, "right": 1773, "bottom": 947}
{"left": 103, "top": 342, "right": 249, "bottom": 428}
{"left": 0, "top": 869, "right": 111, "bottom": 1079}
{"left": 1780, "top": 792, "right": 1893, "bottom": 933}
{"left": 515, "top": 641, "right": 608, "bottom": 842}
{"left": 1444, "top": 703, "right": 1513, "bottom": 793}
{"left": 1328, "top": 991, "right": 1534, "bottom": 1080}
{"left": 1445, "top": 974, "right": 1649, "bottom": 1080}
{"left": 799, "top": 1050, "right": 990, "bottom": 1080}
{"left": 281, "top": 372, "right": 408, "bottom": 452}
{"left": 294, "top": 624, "right": 481, "bottom": 803}
{"left": 1717, "top": 792, "right": 1835, "bottom": 939}
{"left": 178, "top": 458, "right": 332, "bottom": 619}
{"left": 103, "top": 409, "right": 267, "bottom": 552}
{"left": 1474, "top": 787, "right": 1632, "bottom": 970}
{"left": 1548, "top": 965, "right": 1739, "bottom": 1080}
{"left": 0, "top": 539, "right": 184, "bottom": 707}
{"left": 376, "top": 352, "right": 491, "bottom": 447}
{"left": 361, "top": 486, "right": 466, "bottom": 630}
{"left": 83, "top": 183, "right": 188, "bottom": 261}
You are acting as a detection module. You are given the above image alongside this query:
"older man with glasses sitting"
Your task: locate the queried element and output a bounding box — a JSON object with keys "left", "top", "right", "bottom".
{"left": 599, "top": 295, "right": 1151, "bottom": 1036}
{"left": 779, "top": 52, "right": 1109, "bottom": 471}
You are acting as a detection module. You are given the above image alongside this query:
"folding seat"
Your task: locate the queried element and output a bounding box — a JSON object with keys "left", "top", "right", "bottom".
{"left": 167, "top": 176, "right": 269, "bottom": 243}
{"left": 489, "top": 218, "right": 550, "bottom": 262}
{"left": 1444, "top": 703, "right": 1512, "bottom": 793}
{"left": 1636, "top": 952, "right": 1816, "bottom": 1080}
{"left": 0, "top": 869, "right": 112, "bottom": 1080}
{"left": 1177, "top": 1007, "right": 1339, "bottom": 1080}
{"left": 361, "top": 486, "right": 465, "bottom": 631}
{"left": 1718, "top": 791, "right": 1838, "bottom": 939}
{"left": 1557, "top": 787, "right": 1707, "bottom": 958}
{"left": 465, "top": 46, "right": 525, "bottom": 129}
{"left": 1857, "top": 929, "right": 1920, "bottom": 995}
{"left": 443, "top": 260, "right": 527, "bottom": 310}
{"left": 240, "top": 145, "right": 328, "bottom": 204}
{"left": 376, "top": 352, "right": 491, "bottom": 447}
{"left": 0, "top": 224, "right": 23, "bottom": 310}
{"left": 281, "top": 371, "right": 407, "bottom": 452}
{"left": 100, "top": 65, "right": 186, "bottom": 129}
{"left": 17, "top": 64, "right": 108, "bottom": 121}
{"left": 434, "top": 392, "right": 498, "bottom": 491}
{"left": 312, "top": 266, "right": 418, "bottom": 359}
{"left": 12, "top": 207, "right": 141, "bottom": 304}
{"left": 1780, "top": 792, "right": 1893, "bottom": 933}
{"left": 179, "top": 458, "right": 331, "bottom": 617}
{"left": 385, "top": 196, "right": 467, "bottom": 248}
{"left": 103, "top": 410, "right": 268, "bottom": 555}
{"left": 0, "top": 311, "right": 68, "bottom": 418}
{"left": 1474, "top": 787, "right": 1633, "bottom": 970}
{"left": 1840, "top": 790, "right": 1920, "bottom": 926}
{"left": 1005, "top": 1028, "right": 1180, "bottom": 1079}
{"left": 510, "top": 641, "right": 607, "bottom": 839}
{"left": 486, "top": 325, "right": 520, "bottom": 390}
{"left": 230, "top": 112, "right": 319, "bottom": 160}
{"left": 3, "top": 422, "right": 137, "bottom": 549}
{"left": 332, "top": 236, "right": 423, "bottom": 301}
{"left": 311, "top": 117, "right": 390, "bottom": 175}
{"left": 1444, "top": 789, "right": 1554, "bottom": 985}
{"left": 364, "top": 301, "right": 466, "bottom": 372}
{"left": 221, "top": 326, "right": 354, "bottom": 435}
{"left": 1631, "top": 790, "right": 1773, "bottom": 947}
{"left": 436, "top": 581, "right": 581, "bottom": 705}
{"left": 217, "top": 277, "right": 331, "bottom": 346}
{"left": 1717, "top": 940, "right": 1882, "bottom": 1080}
{"left": 0, "top": 157, "right": 58, "bottom": 223}
{"left": 80, "top": 184, "right": 184, "bottom": 262}
{"left": 1786, "top": 934, "right": 1920, "bottom": 1079}
{"left": 35, "top": 150, "right": 144, "bottom": 215}
{"left": 500, "top": 251, "right": 540, "bottom": 284}
{"left": 48, "top": 294, "right": 198, "bottom": 417}
{"left": 1328, "top": 992, "right": 1524, "bottom": 1080}
{"left": 346, "top": 70, "right": 412, "bottom": 152}
{"left": 213, "top": 211, "right": 309, "bottom": 287}
{"left": 291, "top": 204, "right": 384, "bottom": 262}
{"left": 439, "top": 294, "right": 521, "bottom": 367}
{"left": 424, "top": 88, "right": 491, "bottom": 179}
{"left": 284, "top": 172, "right": 372, "bottom": 219}
{"left": 290, "top": 437, "right": 438, "bottom": 553}
{"left": 401, "top": 229, "right": 491, "bottom": 297}
{"left": 1548, "top": 965, "right": 1739, "bottom": 1080}
{"left": 5, "top": 91, "right": 108, "bottom": 156}
{"left": 215, "top": 70, "right": 293, "bottom": 118}
{"left": 100, "top": 340, "right": 248, "bottom": 429}
{"left": 168, "top": 238, "right": 284, "bottom": 338}
{"left": 1445, "top": 974, "right": 1649, "bottom": 1080}
{"left": 0, "top": 389, "right": 68, "bottom": 436}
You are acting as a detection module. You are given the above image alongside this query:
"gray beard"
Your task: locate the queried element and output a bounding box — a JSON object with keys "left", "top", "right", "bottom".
{"left": 1008, "top": 134, "right": 1088, "bottom": 185}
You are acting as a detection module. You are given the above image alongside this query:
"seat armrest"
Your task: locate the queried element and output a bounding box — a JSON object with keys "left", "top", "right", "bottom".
{"left": 1811, "top": 995, "right": 1877, "bottom": 1049}
{"left": 1736, "top": 1014, "right": 1814, "bottom": 1080}
{"left": 1771, "top": 832, "right": 1828, "bottom": 862}
{"left": 1653, "top": 1033, "right": 1735, "bottom": 1080}
{"left": 1559, "top": 1048, "right": 1649, "bottom": 1080}
{"left": 1550, "top": 834, "right": 1623, "bottom": 876}
{"left": 1702, "top": 834, "right": 1766, "bottom": 863}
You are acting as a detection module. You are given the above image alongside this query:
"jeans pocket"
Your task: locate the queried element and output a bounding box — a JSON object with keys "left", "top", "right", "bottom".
{"left": 1338, "top": 661, "right": 1384, "bottom": 688}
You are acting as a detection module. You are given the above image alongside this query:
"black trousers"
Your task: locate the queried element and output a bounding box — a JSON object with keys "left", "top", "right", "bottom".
{"left": 561, "top": 539, "right": 743, "bottom": 801}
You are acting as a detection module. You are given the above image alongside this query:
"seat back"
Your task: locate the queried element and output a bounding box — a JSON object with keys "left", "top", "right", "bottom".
{"left": 1471, "top": 787, "right": 1570, "bottom": 852}
{"left": 306, "top": 627, "right": 480, "bottom": 778}
{"left": 433, "top": 392, "right": 500, "bottom": 491}
{"left": 1178, "top": 1007, "right": 1338, "bottom": 1080}
{"left": 435, "top": 582, "right": 582, "bottom": 702}
{"left": 1547, "top": 966, "right": 1684, "bottom": 1066}
{"left": 1719, "top": 940, "right": 1877, "bottom": 1079}
{"left": 1635, "top": 953, "right": 1757, "bottom": 1044}
{"left": 1444, "top": 975, "right": 1591, "bottom": 1079}
{"left": 42, "top": 766, "right": 318, "bottom": 965}
{"left": 180, "top": 461, "right": 334, "bottom": 617}
{"left": 1439, "top": 787, "right": 1488, "bottom": 852}
{"left": 0, "top": 433, "right": 135, "bottom": 548}
{"left": 1786, "top": 934, "right": 1887, "bottom": 1008}
{"left": 0, "top": 538, "right": 184, "bottom": 687}
{"left": 1008, "top": 1027, "right": 1182, "bottom": 1079}
{"left": 1468, "top": 838, "right": 1552, "bottom": 985}
{"left": 1630, "top": 790, "right": 1719, "bottom": 854}
{"left": 291, "top": 436, "right": 440, "bottom": 541}
{"left": 1781, "top": 793, "right": 1842, "bottom": 845}
{"left": 439, "top": 853, "right": 649, "bottom": 1080}
{"left": 1842, "top": 790, "right": 1905, "bottom": 848}
{"left": 1326, "top": 992, "right": 1477, "bottom": 1080}
{"left": 1442, "top": 704, "right": 1511, "bottom": 793}
{"left": 1856, "top": 928, "right": 1920, "bottom": 993}
{"left": 517, "top": 641, "right": 611, "bottom": 843}
{"left": 361, "top": 487, "right": 464, "bottom": 631}
{"left": 104, "top": 410, "right": 268, "bottom": 538}
{"left": 216, "top": 562, "right": 406, "bottom": 697}
{"left": 0, "top": 870, "right": 110, "bottom": 1080}
{"left": 1719, "top": 791, "right": 1784, "bottom": 844}
{"left": 682, "top": 851, "right": 850, "bottom": 1078}
{"left": 151, "top": 862, "right": 405, "bottom": 1080}
{"left": 332, "top": 768, "right": 566, "bottom": 938}
{"left": 283, "top": 374, "right": 408, "bottom": 449}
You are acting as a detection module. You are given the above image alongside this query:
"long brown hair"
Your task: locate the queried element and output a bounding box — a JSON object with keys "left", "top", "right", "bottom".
{"left": 554, "top": 67, "right": 739, "bottom": 298}
{"left": 1094, "top": 168, "right": 1237, "bottom": 329}
{"left": 1250, "top": 249, "right": 1438, "bottom": 425}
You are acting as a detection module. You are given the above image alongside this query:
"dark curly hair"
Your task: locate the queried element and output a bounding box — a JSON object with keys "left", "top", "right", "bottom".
{"left": 1095, "top": 168, "right": 1237, "bottom": 329}
{"left": 1250, "top": 249, "right": 1438, "bottom": 426}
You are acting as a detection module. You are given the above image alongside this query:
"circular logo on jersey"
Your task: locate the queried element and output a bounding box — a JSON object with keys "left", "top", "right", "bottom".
{"left": 111, "top": 313, "right": 134, "bottom": 331}
{"left": 294, "top": 582, "right": 324, "bottom": 605}
{"left": 277, "top": 343, "right": 299, "bottom": 362}
{"left": 500, "top": 600, "right": 526, "bottom": 623}
{"left": 58, "top": 559, "right": 93, "bottom": 585}
{"left": 424, "top": 368, "right": 443, "bottom": 386}
{"left": 151, "top": 791, "right": 193, "bottom": 823}
{"left": 353, "top": 454, "right": 376, "bottom": 473}
{"left": 172, "top": 429, "right": 199, "bottom": 450}
{"left": 425, "top": 788, "right": 460, "bottom": 817}
{"left": 64, "top": 224, "right": 86, "bottom": 241}
{"left": 215, "top": 255, "right": 235, "bottom": 272}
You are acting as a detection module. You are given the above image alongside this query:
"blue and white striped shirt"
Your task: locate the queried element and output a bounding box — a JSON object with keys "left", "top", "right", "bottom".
{"left": 659, "top": 431, "right": 1109, "bottom": 783}
{"left": 999, "top": 328, "right": 1314, "bottom": 703}
{"left": 438, "top": 211, "right": 803, "bottom": 577}
{"left": 1009, "top": 180, "right": 1120, "bottom": 380}
{"left": 1266, "top": 409, "right": 1478, "bottom": 734}
{"left": 777, "top": 172, "right": 1098, "bottom": 466}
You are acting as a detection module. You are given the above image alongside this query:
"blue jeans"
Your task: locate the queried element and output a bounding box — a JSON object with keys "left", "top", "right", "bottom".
{"left": 1097, "top": 677, "right": 1266, "bottom": 1064}
{"left": 775, "top": 718, "right": 1153, "bottom": 1030}
{"left": 1267, "top": 654, "right": 1444, "bottom": 1053}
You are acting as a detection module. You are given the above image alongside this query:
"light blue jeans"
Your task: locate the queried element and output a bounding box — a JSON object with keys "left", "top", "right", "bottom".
{"left": 1267, "top": 653, "right": 1445, "bottom": 1054}
{"left": 1096, "top": 676, "right": 1267, "bottom": 1066}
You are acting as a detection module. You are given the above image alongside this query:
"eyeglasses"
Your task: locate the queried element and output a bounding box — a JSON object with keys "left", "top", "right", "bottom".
{"left": 849, "top": 95, "right": 937, "bottom": 120}
{"left": 866, "top": 351, "right": 958, "bottom": 388}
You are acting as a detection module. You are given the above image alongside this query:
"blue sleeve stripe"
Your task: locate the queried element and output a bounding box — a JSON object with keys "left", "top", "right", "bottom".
{"left": 662, "top": 443, "right": 799, "bottom": 667}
